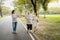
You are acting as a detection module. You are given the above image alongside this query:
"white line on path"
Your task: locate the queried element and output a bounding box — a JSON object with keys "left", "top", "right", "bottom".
{"left": 19, "top": 19, "right": 35, "bottom": 40}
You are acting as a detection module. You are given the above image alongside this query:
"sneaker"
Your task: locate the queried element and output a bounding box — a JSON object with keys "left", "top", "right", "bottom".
{"left": 12, "top": 31, "right": 16, "bottom": 34}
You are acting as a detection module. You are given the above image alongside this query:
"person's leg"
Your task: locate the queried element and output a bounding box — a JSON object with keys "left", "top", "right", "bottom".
{"left": 33, "top": 24, "right": 37, "bottom": 33}
{"left": 34, "top": 26, "right": 36, "bottom": 32}
{"left": 27, "top": 24, "right": 29, "bottom": 33}
{"left": 29, "top": 24, "right": 32, "bottom": 33}
{"left": 30, "top": 24, "right": 32, "bottom": 30}
{"left": 12, "top": 22, "right": 15, "bottom": 31}
{"left": 12, "top": 22, "right": 17, "bottom": 34}
{"left": 33, "top": 23, "right": 38, "bottom": 33}
{"left": 14, "top": 22, "right": 17, "bottom": 31}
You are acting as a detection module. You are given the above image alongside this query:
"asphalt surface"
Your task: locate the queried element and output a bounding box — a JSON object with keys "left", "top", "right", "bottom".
{"left": 0, "top": 16, "right": 32, "bottom": 40}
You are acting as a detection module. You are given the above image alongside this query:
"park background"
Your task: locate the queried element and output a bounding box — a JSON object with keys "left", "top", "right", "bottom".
{"left": 0, "top": 0, "right": 60, "bottom": 40}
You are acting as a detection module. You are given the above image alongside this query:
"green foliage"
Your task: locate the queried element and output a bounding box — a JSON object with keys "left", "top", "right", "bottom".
{"left": 14, "top": 0, "right": 57, "bottom": 14}
{"left": 2, "top": 6, "right": 10, "bottom": 15}
{"left": 0, "top": 0, "right": 6, "bottom": 17}
{"left": 41, "top": 0, "right": 50, "bottom": 11}
{"left": 14, "top": 0, "right": 41, "bottom": 13}
{"left": 40, "top": 0, "right": 58, "bottom": 11}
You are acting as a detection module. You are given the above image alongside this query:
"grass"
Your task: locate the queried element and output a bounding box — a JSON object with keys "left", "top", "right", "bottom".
{"left": 20, "top": 17, "right": 26, "bottom": 24}
{"left": 20, "top": 15, "right": 60, "bottom": 40}
{"left": 0, "top": 16, "right": 2, "bottom": 18}
{"left": 35, "top": 15, "right": 60, "bottom": 40}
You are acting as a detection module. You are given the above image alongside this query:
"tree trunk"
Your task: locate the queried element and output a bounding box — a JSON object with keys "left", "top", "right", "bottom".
{"left": 0, "top": 5, "right": 3, "bottom": 17}
{"left": 30, "top": 0, "right": 37, "bottom": 16}
{"left": 0, "top": 10, "right": 3, "bottom": 17}
{"left": 33, "top": 4, "right": 37, "bottom": 16}
{"left": 0, "top": 0, "right": 3, "bottom": 17}
{"left": 44, "top": 11, "right": 46, "bottom": 19}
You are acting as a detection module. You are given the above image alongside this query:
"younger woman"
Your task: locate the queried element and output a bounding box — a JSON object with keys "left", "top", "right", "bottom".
{"left": 33, "top": 14, "right": 39, "bottom": 33}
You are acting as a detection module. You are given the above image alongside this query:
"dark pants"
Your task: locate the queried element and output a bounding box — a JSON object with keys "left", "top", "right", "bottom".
{"left": 12, "top": 22, "right": 17, "bottom": 31}
{"left": 27, "top": 24, "right": 32, "bottom": 30}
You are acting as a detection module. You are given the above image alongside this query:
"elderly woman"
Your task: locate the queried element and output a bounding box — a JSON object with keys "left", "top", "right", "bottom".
{"left": 22, "top": 12, "right": 33, "bottom": 33}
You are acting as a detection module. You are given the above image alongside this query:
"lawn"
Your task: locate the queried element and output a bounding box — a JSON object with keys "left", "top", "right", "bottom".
{"left": 0, "top": 16, "right": 2, "bottom": 18}
{"left": 20, "top": 15, "right": 60, "bottom": 40}
{"left": 35, "top": 15, "right": 60, "bottom": 40}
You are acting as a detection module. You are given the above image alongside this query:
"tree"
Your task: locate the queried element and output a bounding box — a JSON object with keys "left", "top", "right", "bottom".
{"left": 41, "top": 0, "right": 58, "bottom": 18}
{"left": 0, "top": 0, "right": 5, "bottom": 17}
{"left": 14, "top": 0, "right": 41, "bottom": 16}
{"left": 2, "top": 6, "right": 10, "bottom": 15}
{"left": 30, "top": 0, "right": 37, "bottom": 16}
{"left": 14, "top": 0, "right": 57, "bottom": 17}
{"left": 0, "top": 0, "right": 3, "bottom": 17}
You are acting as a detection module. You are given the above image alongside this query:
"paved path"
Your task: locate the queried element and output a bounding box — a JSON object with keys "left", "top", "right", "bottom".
{"left": 0, "top": 16, "right": 32, "bottom": 40}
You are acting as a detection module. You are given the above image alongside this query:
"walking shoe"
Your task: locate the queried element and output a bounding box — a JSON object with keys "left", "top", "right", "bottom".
{"left": 12, "top": 31, "right": 16, "bottom": 34}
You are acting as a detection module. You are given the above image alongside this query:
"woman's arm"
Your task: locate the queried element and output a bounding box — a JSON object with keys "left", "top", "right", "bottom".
{"left": 16, "top": 14, "right": 25, "bottom": 18}
{"left": 21, "top": 14, "right": 25, "bottom": 17}
{"left": 37, "top": 17, "right": 39, "bottom": 22}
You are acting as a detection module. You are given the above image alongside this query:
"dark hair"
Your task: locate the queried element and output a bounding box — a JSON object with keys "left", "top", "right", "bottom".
{"left": 12, "top": 10, "right": 15, "bottom": 14}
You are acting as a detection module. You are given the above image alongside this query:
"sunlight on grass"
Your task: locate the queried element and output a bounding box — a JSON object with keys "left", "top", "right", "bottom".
{"left": 39, "top": 15, "right": 60, "bottom": 23}
{"left": 36, "top": 15, "right": 60, "bottom": 40}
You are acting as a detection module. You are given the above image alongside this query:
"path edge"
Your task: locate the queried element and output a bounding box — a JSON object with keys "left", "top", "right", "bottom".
{"left": 19, "top": 19, "right": 40, "bottom": 40}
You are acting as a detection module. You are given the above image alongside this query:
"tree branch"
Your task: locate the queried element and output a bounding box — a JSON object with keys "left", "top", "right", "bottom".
{"left": 30, "top": 0, "right": 35, "bottom": 5}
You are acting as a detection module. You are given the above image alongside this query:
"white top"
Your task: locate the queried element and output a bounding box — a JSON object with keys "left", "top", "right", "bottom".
{"left": 22, "top": 14, "right": 32, "bottom": 24}
{"left": 33, "top": 15, "right": 38, "bottom": 23}
{"left": 33, "top": 15, "right": 38, "bottom": 26}
{"left": 12, "top": 14, "right": 17, "bottom": 22}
